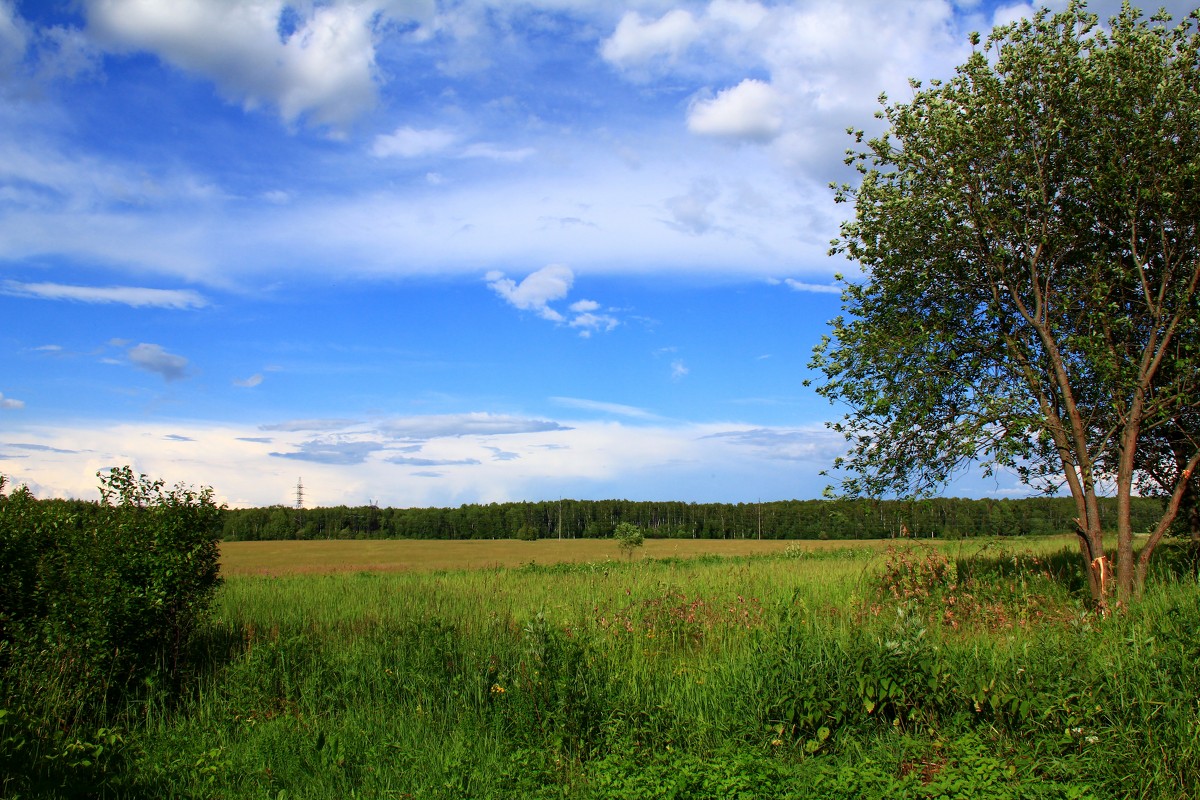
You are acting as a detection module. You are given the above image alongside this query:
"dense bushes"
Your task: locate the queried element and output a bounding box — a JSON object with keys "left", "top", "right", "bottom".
{"left": 0, "top": 468, "right": 223, "bottom": 795}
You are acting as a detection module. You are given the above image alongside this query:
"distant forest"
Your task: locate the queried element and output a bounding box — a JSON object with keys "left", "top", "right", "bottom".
{"left": 221, "top": 496, "right": 1170, "bottom": 542}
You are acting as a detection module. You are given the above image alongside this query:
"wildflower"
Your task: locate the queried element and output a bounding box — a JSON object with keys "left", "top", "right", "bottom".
{"left": 771, "top": 739, "right": 783, "bottom": 747}
{"left": 490, "top": 684, "right": 506, "bottom": 695}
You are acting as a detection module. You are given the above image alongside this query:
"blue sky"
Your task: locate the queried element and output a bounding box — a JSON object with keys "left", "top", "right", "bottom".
{"left": 0, "top": 0, "right": 1177, "bottom": 508}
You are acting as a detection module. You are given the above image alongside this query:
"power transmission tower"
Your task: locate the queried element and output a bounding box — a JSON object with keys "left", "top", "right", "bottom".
{"left": 294, "top": 478, "right": 305, "bottom": 534}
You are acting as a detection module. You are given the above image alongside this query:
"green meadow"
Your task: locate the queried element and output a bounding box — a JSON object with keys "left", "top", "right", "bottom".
{"left": 10, "top": 535, "right": 1200, "bottom": 799}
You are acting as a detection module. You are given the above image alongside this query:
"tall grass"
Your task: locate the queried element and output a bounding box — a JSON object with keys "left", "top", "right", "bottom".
{"left": 34, "top": 538, "right": 1200, "bottom": 798}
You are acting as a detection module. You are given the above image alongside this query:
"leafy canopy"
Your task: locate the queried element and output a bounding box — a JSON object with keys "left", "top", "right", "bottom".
{"left": 812, "top": 2, "right": 1200, "bottom": 601}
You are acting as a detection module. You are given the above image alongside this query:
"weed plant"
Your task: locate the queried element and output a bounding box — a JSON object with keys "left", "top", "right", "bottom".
{"left": 11, "top": 538, "right": 1200, "bottom": 798}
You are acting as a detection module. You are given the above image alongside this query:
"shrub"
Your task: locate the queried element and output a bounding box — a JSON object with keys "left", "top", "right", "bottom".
{"left": 0, "top": 468, "right": 224, "bottom": 793}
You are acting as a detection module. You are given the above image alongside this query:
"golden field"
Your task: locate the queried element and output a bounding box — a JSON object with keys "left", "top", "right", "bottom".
{"left": 217, "top": 536, "right": 902, "bottom": 576}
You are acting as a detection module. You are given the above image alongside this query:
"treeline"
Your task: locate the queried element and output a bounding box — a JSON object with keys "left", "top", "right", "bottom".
{"left": 221, "top": 495, "right": 1168, "bottom": 542}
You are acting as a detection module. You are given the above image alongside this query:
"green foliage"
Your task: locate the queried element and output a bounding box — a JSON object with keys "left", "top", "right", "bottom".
{"left": 815, "top": 1, "right": 1200, "bottom": 602}
{"left": 0, "top": 469, "right": 224, "bottom": 796}
{"left": 613, "top": 522, "right": 645, "bottom": 559}
{"left": 222, "top": 494, "right": 1169, "bottom": 542}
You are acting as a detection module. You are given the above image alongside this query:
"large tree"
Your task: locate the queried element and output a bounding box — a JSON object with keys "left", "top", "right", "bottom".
{"left": 812, "top": 2, "right": 1200, "bottom": 606}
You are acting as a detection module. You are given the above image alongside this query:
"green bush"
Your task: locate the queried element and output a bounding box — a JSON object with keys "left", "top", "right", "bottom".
{"left": 0, "top": 468, "right": 224, "bottom": 795}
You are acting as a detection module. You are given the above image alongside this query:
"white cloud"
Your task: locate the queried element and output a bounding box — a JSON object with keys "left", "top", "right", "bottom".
{"left": 459, "top": 142, "right": 536, "bottom": 162}
{"left": 2, "top": 280, "right": 207, "bottom": 308}
{"left": 260, "top": 418, "right": 359, "bottom": 432}
{"left": 670, "top": 359, "right": 689, "bottom": 381}
{"left": 569, "top": 310, "right": 619, "bottom": 337}
{"left": 784, "top": 279, "right": 841, "bottom": 295}
{"left": 0, "top": 416, "right": 856, "bottom": 507}
{"left": 378, "top": 413, "right": 571, "bottom": 440}
{"left": 486, "top": 264, "right": 573, "bottom": 322}
{"left": 371, "top": 126, "right": 460, "bottom": 158}
{"left": 127, "top": 342, "right": 188, "bottom": 381}
{"left": 83, "top": 0, "right": 381, "bottom": 131}
{"left": 0, "top": 1, "right": 29, "bottom": 78}
{"left": 664, "top": 180, "right": 720, "bottom": 235}
{"left": 551, "top": 397, "right": 656, "bottom": 419}
{"left": 0, "top": 392, "right": 24, "bottom": 410}
{"left": 234, "top": 373, "right": 263, "bottom": 388}
{"left": 688, "top": 78, "right": 782, "bottom": 142}
{"left": 706, "top": 0, "right": 769, "bottom": 31}
{"left": 601, "top": 9, "right": 702, "bottom": 67}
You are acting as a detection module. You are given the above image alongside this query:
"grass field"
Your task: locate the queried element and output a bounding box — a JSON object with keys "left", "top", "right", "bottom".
{"left": 14, "top": 535, "right": 1200, "bottom": 799}
{"left": 218, "top": 534, "right": 1082, "bottom": 575}
{"left": 219, "top": 536, "right": 889, "bottom": 575}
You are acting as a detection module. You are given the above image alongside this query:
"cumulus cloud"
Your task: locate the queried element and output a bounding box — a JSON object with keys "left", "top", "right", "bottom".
{"left": 127, "top": 342, "right": 188, "bottom": 381}
{"left": 1, "top": 280, "right": 207, "bottom": 309}
{"left": 371, "top": 126, "right": 459, "bottom": 158}
{"left": 0, "top": 392, "right": 24, "bottom": 410}
{"left": 487, "top": 266, "right": 620, "bottom": 335}
{"left": 601, "top": 9, "right": 702, "bottom": 67}
{"left": 688, "top": 78, "right": 782, "bottom": 142}
{"left": 83, "top": 0, "right": 381, "bottom": 131}
{"left": 569, "top": 300, "right": 619, "bottom": 337}
{"left": 487, "top": 264, "right": 573, "bottom": 322}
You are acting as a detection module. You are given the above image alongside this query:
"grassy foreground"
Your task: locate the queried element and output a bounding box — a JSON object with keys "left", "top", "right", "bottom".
{"left": 21, "top": 537, "right": 1200, "bottom": 798}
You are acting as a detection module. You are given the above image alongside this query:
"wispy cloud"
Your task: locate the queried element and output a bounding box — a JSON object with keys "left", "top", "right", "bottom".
{"left": 234, "top": 373, "right": 263, "bottom": 388}
{"left": 261, "top": 419, "right": 358, "bottom": 433}
{"left": 127, "top": 343, "right": 188, "bottom": 381}
{"left": 385, "top": 456, "right": 482, "bottom": 467}
{"left": 5, "top": 442, "right": 77, "bottom": 454}
{"left": 460, "top": 143, "right": 536, "bottom": 162}
{"left": 2, "top": 280, "right": 207, "bottom": 309}
{"left": 552, "top": 397, "right": 656, "bottom": 419}
{"left": 270, "top": 439, "right": 384, "bottom": 465}
{"left": 0, "top": 392, "right": 24, "bottom": 410}
{"left": 670, "top": 360, "right": 689, "bottom": 381}
{"left": 784, "top": 279, "right": 841, "bottom": 295}
{"left": 371, "top": 126, "right": 460, "bottom": 158}
{"left": 379, "top": 413, "right": 571, "bottom": 441}
{"left": 703, "top": 428, "right": 841, "bottom": 462}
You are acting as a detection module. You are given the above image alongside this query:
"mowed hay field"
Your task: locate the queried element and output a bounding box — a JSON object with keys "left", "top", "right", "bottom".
{"left": 218, "top": 536, "right": 905, "bottom": 575}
